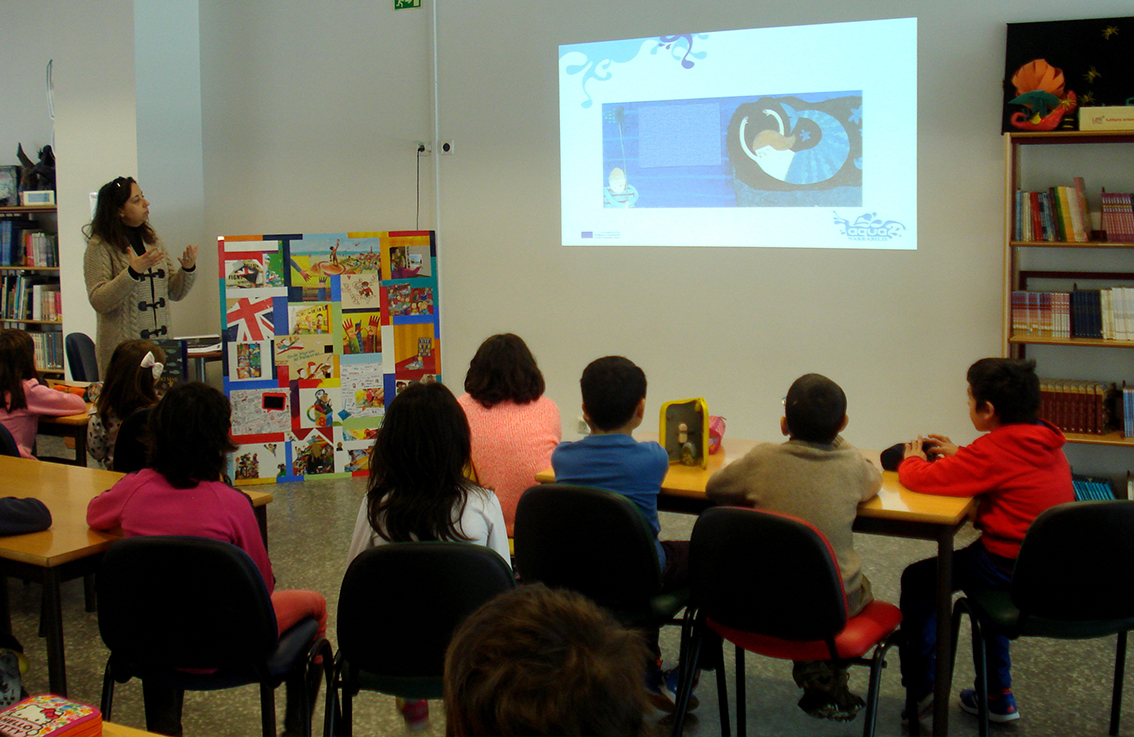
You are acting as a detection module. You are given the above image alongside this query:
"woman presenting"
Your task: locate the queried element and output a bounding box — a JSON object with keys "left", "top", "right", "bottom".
{"left": 83, "top": 177, "right": 198, "bottom": 373}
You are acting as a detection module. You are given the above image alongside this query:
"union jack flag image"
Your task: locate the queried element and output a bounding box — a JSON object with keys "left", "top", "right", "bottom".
{"left": 227, "top": 297, "right": 276, "bottom": 342}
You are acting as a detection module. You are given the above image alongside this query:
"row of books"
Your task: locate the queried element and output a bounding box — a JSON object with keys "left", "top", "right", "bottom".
{"left": 1013, "top": 178, "right": 1091, "bottom": 242}
{"left": 1039, "top": 379, "right": 1115, "bottom": 436}
{"left": 1010, "top": 288, "right": 1134, "bottom": 340}
{"left": 0, "top": 219, "right": 58, "bottom": 267}
{"left": 1123, "top": 385, "right": 1134, "bottom": 439}
{"left": 1101, "top": 189, "right": 1134, "bottom": 242}
{"left": 1072, "top": 474, "right": 1117, "bottom": 502}
{"left": 1, "top": 274, "right": 62, "bottom": 322}
{"left": 30, "top": 330, "right": 64, "bottom": 371}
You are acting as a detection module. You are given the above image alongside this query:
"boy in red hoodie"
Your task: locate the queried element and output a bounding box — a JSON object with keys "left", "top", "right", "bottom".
{"left": 898, "top": 358, "right": 1072, "bottom": 725}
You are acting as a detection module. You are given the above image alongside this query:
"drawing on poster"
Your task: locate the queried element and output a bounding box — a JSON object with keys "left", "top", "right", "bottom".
{"left": 225, "top": 257, "right": 266, "bottom": 289}
{"left": 342, "top": 312, "right": 382, "bottom": 354}
{"left": 389, "top": 245, "right": 432, "bottom": 279}
{"left": 341, "top": 361, "right": 385, "bottom": 418}
{"left": 292, "top": 432, "right": 335, "bottom": 475}
{"left": 342, "top": 272, "right": 382, "bottom": 309}
{"left": 230, "top": 388, "right": 293, "bottom": 437}
{"left": 289, "top": 303, "right": 331, "bottom": 335}
{"left": 387, "top": 283, "right": 435, "bottom": 317}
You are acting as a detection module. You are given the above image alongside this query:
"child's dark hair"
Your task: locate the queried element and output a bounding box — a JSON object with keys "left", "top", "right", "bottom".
{"left": 97, "top": 340, "right": 165, "bottom": 424}
{"left": 444, "top": 583, "right": 649, "bottom": 737}
{"left": 367, "top": 381, "right": 478, "bottom": 543}
{"left": 580, "top": 356, "right": 646, "bottom": 432}
{"left": 0, "top": 329, "right": 39, "bottom": 412}
{"left": 784, "top": 373, "right": 847, "bottom": 444}
{"left": 966, "top": 357, "right": 1040, "bottom": 425}
{"left": 83, "top": 176, "right": 156, "bottom": 252}
{"left": 463, "top": 333, "right": 545, "bottom": 409}
{"left": 149, "top": 382, "right": 238, "bottom": 489}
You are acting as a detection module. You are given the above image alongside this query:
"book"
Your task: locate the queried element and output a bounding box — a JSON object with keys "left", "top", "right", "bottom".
{"left": 0, "top": 694, "right": 101, "bottom": 737}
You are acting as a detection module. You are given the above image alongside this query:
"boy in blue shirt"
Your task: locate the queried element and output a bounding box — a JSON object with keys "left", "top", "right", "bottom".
{"left": 551, "top": 355, "right": 693, "bottom": 711}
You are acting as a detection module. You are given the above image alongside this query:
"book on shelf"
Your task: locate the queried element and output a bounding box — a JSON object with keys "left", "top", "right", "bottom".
{"left": 1038, "top": 378, "right": 1116, "bottom": 436}
{"left": 1010, "top": 287, "right": 1134, "bottom": 341}
{"left": 1101, "top": 189, "right": 1134, "bottom": 242}
{"left": 0, "top": 693, "right": 101, "bottom": 737}
{"left": 1014, "top": 180, "right": 1092, "bottom": 242}
{"left": 1072, "top": 474, "right": 1117, "bottom": 502}
{"left": 29, "top": 332, "right": 63, "bottom": 372}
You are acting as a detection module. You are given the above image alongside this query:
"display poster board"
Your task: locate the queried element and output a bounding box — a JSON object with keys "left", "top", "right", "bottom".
{"left": 217, "top": 231, "right": 439, "bottom": 484}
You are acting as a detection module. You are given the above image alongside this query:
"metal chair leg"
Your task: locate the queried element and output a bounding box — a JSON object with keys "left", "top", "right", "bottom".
{"left": 670, "top": 609, "right": 701, "bottom": 737}
{"left": 1110, "top": 630, "right": 1127, "bottom": 736}
{"left": 968, "top": 611, "right": 989, "bottom": 737}
{"left": 715, "top": 643, "right": 731, "bottom": 737}
{"left": 735, "top": 646, "right": 746, "bottom": 737}
{"left": 260, "top": 681, "right": 276, "bottom": 737}
{"left": 100, "top": 663, "right": 115, "bottom": 721}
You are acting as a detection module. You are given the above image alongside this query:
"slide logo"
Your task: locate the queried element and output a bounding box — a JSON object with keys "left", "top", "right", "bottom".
{"left": 832, "top": 212, "right": 906, "bottom": 242}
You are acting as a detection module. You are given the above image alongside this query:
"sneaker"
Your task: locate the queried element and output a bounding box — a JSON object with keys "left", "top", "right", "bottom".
{"left": 959, "top": 688, "right": 1020, "bottom": 723}
{"left": 798, "top": 684, "right": 863, "bottom": 722}
{"left": 662, "top": 667, "right": 700, "bottom": 711}
{"left": 900, "top": 693, "right": 934, "bottom": 727}
{"left": 396, "top": 697, "right": 430, "bottom": 730}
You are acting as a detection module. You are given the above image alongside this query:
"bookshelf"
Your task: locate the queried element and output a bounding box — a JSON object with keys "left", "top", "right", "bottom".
{"left": 0, "top": 204, "right": 63, "bottom": 375}
{"left": 1004, "top": 131, "right": 1134, "bottom": 459}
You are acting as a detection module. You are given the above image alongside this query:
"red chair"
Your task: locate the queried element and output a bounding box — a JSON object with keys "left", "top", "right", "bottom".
{"left": 671, "top": 506, "right": 901, "bottom": 737}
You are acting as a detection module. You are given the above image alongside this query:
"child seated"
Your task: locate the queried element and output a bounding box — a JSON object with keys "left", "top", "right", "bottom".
{"left": 87, "top": 339, "right": 164, "bottom": 470}
{"left": 348, "top": 380, "right": 509, "bottom": 728}
{"left": 898, "top": 357, "right": 1073, "bottom": 725}
{"left": 87, "top": 382, "right": 327, "bottom": 737}
{"left": 0, "top": 329, "right": 86, "bottom": 459}
{"left": 551, "top": 355, "right": 693, "bottom": 711}
{"left": 444, "top": 583, "right": 650, "bottom": 737}
{"left": 706, "top": 373, "right": 881, "bottom": 721}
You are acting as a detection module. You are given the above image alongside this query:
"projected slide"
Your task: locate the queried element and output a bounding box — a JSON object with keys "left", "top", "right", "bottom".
{"left": 559, "top": 18, "right": 917, "bottom": 248}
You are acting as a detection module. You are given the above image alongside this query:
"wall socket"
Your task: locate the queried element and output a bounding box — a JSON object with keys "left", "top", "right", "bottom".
{"left": 414, "top": 140, "right": 431, "bottom": 154}
{"left": 440, "top": 140, "right": 455, "bottom": 155}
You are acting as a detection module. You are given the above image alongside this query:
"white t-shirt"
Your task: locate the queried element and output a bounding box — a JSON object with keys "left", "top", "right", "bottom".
{"left": 346, "top": 485, "right": 511, "bottom": 567}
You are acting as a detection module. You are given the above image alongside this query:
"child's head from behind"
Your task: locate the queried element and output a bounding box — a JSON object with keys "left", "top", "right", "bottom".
{"left": 99, "top": 339, "right": 165, "bottom": 419}
{"left": 149, "top": 381, "right": 238, "bottom": 489}
{"left": 966, "top": 357, "right": 1039, "bottom": 426}
{"left": 580, "top": 356, "right": 646, "bottom": 432}
{"left": 783, "top": 373, "right": 847, "bottom": 444}
{"left": 366, "top": 381, "right": 473, "bottom": 542}
{"left": 464, "top": 333, "right": 545, "bottom": 409}
{"left": 444, "top": 583, "right": 649, "bottom": 737}
{"left": 0, "top": 329, "right": 37, "bottom": 412}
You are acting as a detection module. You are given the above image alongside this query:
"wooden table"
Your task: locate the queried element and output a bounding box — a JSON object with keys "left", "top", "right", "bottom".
{"left": 0, "top": 456, "right": 273, "bottom": 697}
{"left": 38, "top": 407, "right": 92, "bottom": 467}
{"left": 536, "top": 436, "right": 976, "bottom": 736}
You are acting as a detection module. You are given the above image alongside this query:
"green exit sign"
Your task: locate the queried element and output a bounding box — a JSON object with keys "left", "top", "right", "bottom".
{"left": 394, "top": 0, "right": 420, "bottom": 8}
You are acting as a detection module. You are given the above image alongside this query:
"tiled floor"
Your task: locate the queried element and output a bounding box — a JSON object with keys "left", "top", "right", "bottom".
{"left": 9, "top": 462, "right": 1133, "bottom": 736}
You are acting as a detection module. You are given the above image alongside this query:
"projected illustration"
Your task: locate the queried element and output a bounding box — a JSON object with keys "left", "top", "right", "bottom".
{"left": 561, "top": 18, "right": 916, "bottom": 248}
{"left": 602, "top": 93, "right": 862, "bottom": 209}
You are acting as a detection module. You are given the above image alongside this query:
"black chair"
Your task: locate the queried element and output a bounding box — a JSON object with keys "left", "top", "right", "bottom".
{"left": 952, "top": 500, "right": 1134, "bottom": 737}
{"left": 514, "top": 483, "right": 690, "bottom": 627}
{"left": 65, "top": 333, "right": 98, "bottom": 382}
{"left": 671, "top": 506, "right": 902, "bottom": 737}
{"left": 97, "top": 535, "right": 332, "bottom": 737}
{"left": 0, "top": 423, "right": 20, "bottom": 457}
{"left": 329, "top": 542, "right": 515, "bottom": 736}
{"left": 112, "top": 406, "right": 153, "bottom": 473}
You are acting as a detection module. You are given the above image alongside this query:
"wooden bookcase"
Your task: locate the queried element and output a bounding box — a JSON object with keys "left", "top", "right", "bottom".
{"left": 1003, "top": 130, "right": 1134, "bottom": 454}
{"left": 0, "top": 204, "right": 63, "bottom": 375}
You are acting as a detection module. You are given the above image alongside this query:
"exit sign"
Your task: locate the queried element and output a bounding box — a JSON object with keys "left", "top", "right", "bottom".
{"left": 394, "top": 0, "right": 420, "bottom": 8}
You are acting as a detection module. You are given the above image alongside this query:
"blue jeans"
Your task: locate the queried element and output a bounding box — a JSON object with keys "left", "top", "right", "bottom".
{"left": 899, "top": 541, "right": 1015, "bottom": 698}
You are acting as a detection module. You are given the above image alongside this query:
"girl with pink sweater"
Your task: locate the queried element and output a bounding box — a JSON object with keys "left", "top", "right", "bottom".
{"left": 0, "top": 329, "right": 86, "bottom": 459}
{"left": 457, "top": 333, "right": 560, "bottom": 535}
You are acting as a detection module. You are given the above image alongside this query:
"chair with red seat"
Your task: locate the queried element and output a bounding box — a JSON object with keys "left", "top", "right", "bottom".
{"left": 670, "top": 506, "right": 902, "bottom": 737}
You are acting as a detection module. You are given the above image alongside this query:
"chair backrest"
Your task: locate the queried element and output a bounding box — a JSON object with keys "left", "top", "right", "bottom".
{"left": 65, "top": 333, "right": 99, "bottom": 382}
{"left": 337, "top": 542, "right": 514, "bottom": 680}
{"left": 113, "top": 406, "right": 153, "bottom": 474}
{"left": 690, "top": 506, "right": 848, "bottom": 641}
{"left": 513, "top": 483, "right": 663, "bottom": 621}
{"left": 0, "top": 423, "right": 20, "bottom": 457}
{"left": 1013, "top": 500, "right": 1134, "bottom": 622}
{"left": 97, "top": 535, "right": 279, "bottom": 670}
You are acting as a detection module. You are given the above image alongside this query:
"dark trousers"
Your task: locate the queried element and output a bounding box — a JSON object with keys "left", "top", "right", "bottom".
{"left": 645, "top": 539, "right": 690, "bottom": 666}
{"left": 899, "top": 541, "right": 1015, "bottom": 699}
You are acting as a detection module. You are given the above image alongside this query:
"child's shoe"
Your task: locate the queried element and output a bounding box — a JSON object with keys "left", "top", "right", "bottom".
{"left": 799, "top": 683, "right": 863, "bottom": 722}
{"left": 396, "top": 697, "right": 430, "bottom": 730}
{"left": 959, "top": 688, "right": 1020, "bottom": 723}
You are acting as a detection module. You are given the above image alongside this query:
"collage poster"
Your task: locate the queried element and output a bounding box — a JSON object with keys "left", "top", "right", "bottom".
{"left": 219, "top": 231, "right": 440, "bottom": 484}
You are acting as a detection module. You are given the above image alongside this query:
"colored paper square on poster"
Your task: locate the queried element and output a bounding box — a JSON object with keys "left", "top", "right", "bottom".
{"left": 335, "top": 427, "right": 373, "bottom": 473}
{"left": 228, "top": 340, "right": 273, "bottom": 382}
{"left": 232, "top": 441, "right": 289, "bottom": 483}
{"left": 298, "top": 386, "right": 339, "bottom": 429}
{"left": 341, "top": 359, "right": 386, "bottom": 419}
{"left": 393, "top": 322, "right": 437, "bottom": 377}
{"left": 290, "top": 235, "right": 384, "bottom": 285}
{"left": 385, "top": 280, "right": 436, "bottom": 318}
{"left": 341, "top": 272, "right": 382, "bottom": 310}
{"left": 227, "top": 296, "right": 277, "bottom": 342}
{"left": 288, "top": 302, "right": 332, "bottom": 336}
{"left": 275, "top": 335, "right": 337, "bottom": 377}
{"left": 341, "top": 311, "right": 382, "bottom": 355}
{"left": 386, "top": 243, "right": 433, "bottom": 280}
{"left": 291, "top": 428, "right": 336, "bottom": 476}
{"left": 230, "top": 387, "right": 293, "bottom": 437}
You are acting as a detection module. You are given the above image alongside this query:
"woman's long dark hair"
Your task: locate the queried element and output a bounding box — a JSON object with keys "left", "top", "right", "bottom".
{"left": 97, "top": 340, "right": 164, "bottom": 424}
{"left": 149, "top": 382, "right": 238, "bottom": 489}
{"left": 367, "top": 382, "right": 477, "bottom": 542}
{"left": 0, "top": 329, "right": 39, "bottom": 412}
{"left": 463, "top": 333, "right": 546, "bottom": 409}
{"left": 83, "top": 176, "right": 156, "bottom": 252}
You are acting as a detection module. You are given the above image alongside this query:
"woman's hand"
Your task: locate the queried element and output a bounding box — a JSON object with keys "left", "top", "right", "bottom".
{"left": 179, "top": 244, "right": 199, "bottom": 270}
{"left": 128, "top": 246, "right": 165, "bottom": 274}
